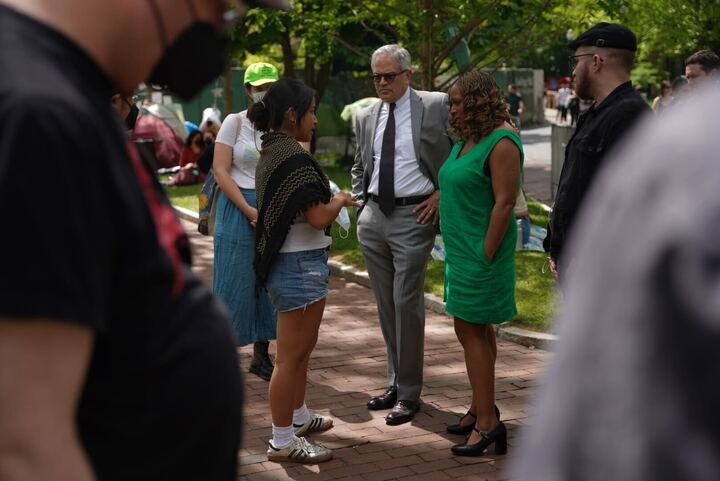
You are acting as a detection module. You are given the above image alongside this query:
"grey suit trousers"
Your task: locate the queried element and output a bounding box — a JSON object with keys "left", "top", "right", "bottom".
{"left": 357, "top": 199, "right": 436, "bottom": 402}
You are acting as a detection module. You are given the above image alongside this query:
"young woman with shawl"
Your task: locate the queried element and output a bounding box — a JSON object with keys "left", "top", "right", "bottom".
{"left": 248, "top": 78, "right": 358, "bottom": 464}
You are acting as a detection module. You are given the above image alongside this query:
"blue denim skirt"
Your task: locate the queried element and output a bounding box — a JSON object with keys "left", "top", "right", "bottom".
{"left": 265, "top": 248, "right": 330, "bottom": 312}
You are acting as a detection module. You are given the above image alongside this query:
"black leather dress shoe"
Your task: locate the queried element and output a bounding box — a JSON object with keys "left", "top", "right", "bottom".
{"left": 385, "top": 400, "right": 420, "bottom": 425}
{"left": 367, "top": 386, "right": 397, "bottom": 410}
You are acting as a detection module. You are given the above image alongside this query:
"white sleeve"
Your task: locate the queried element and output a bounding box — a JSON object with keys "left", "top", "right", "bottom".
{"left": 215, "top": 113, "right": 240, "bottom": 147}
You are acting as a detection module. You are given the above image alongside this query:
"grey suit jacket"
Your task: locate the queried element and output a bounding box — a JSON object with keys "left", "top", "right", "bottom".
{"left": 351, "top": 88, "right": 454, "bottom": 202}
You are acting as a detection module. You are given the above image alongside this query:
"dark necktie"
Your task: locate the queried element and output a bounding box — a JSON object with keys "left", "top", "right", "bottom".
{"left": 378, "top": 102, "right": 396, "bottom": 217}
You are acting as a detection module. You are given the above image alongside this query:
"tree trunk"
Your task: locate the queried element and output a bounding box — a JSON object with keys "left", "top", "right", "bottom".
{"left": 280, "top": 28, "right": 295, "bottom": 77}
{"left": 223, "top": 64, "right": 233, "bottom": 116}
{"left": 421, "top": 0, "right": 435, "bottom": 90}
{"left": 308, "top": 60, "right": 332, "bottom": 155}
{"left": 304, "top": 57, "right": 315, "bottom": 86}
{"left": 314, "top": 61, "right": 332, "bottom": 103}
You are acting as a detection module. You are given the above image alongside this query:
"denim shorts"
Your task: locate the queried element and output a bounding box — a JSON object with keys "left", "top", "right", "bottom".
{"left": 265, "top": 248, "right": 330, "bottom": 312}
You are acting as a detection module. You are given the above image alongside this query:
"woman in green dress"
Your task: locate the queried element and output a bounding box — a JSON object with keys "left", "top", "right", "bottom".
{"left": 439, "top": 70, "right": 523, "bottom": 457}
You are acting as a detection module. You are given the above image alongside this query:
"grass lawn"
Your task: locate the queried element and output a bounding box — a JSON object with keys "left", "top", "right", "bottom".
{"left": 163, "top": 166, "right": 556, "bottom": 332}
{"left": 160, "top": 174, "right": 203, "bottom": 211}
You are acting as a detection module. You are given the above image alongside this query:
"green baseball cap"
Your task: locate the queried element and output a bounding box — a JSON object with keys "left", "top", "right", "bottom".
{"left": 244, "top": 63, "right": 280, "bottom": 86}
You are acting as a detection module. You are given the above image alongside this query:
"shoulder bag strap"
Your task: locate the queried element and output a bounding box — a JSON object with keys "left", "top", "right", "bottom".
{"left": 230, "top": 112, "right": 243, "bottom": 163}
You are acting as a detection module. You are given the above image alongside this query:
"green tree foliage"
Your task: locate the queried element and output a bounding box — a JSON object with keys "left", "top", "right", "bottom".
{"left": 353, "top": 0, "right": 556, "bottom": 89}
{"left": 539, "top": 0, "right": 720, "bottom": 90}
{"left": 229, "top": 0, "right": 367, "bottom": 94}
{"left": 227, "top": 0, "right": 719, "bottom": 97}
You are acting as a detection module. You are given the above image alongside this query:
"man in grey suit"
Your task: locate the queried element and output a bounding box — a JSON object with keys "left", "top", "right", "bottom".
{"left": 352, "top": 44, "right": 453, "bottom": 425}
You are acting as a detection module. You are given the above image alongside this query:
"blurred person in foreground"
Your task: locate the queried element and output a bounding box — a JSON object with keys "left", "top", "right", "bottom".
{"left": 440, "top": 70, "right": 523, "bottom": 457}
{"left": 513, "top": 83, "right": 720, "bottom": 481}
{"left": 684, "top": 49, "right": 720, "bottom": 90}
{"left": 111, "top": 93, "right": 140, "bottom": 132}
{"left": 213, "top": 62, "right": 279, "bottom": 381}
{"left": 544, "top": 23, "right": 650, "bottom": 282}
{"left": 250, "top": 78, "right": 359, "bottom": 463}
{"left": 0, "top": 0, "right": 288, "bottom": 480}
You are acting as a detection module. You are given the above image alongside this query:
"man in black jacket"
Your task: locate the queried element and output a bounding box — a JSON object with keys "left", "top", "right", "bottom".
{"left": 0, "top": 0, "right": 288, "bottom": 480}
{"left": 545, "top": 23, "right": 650, "bottom": 280}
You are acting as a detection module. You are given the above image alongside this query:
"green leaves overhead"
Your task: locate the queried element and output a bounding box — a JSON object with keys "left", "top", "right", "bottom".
{"left": 228, "top": 0, "right": 719, "bottom": 91}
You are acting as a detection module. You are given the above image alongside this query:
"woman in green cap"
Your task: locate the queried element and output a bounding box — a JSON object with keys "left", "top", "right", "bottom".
{"left": 213, "top": 62, "right": 280, "bottom": 380}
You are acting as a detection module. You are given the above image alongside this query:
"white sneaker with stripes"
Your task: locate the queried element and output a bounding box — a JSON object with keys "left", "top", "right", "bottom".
{"left": 267, "top": 436, "right": 333, "bottom": 464}
{"left": 293, "top": 412, "right": 334, "bottom": 437}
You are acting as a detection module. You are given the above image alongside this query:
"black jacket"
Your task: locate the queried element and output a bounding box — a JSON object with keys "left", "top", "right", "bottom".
{"left": 545, "top": 81, "right": 650, "bottom": 261}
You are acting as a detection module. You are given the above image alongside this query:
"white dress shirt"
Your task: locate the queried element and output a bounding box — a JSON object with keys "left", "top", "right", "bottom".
{"left": 368, "top": 88, "right": 434, "bottom": 197}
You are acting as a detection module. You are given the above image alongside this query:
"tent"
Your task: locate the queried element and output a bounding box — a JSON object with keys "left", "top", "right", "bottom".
{"left": 131, "top": 104, "right": 190, "bottom": 169}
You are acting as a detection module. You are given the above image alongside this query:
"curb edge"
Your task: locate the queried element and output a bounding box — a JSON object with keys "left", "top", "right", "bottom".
{"left": 174, "top": 206, "right": 556, "bottom": 351}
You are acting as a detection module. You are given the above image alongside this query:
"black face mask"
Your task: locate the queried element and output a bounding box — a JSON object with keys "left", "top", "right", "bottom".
{"left": 147, "top": 0, "right": 228, "bottom": 100}
{"left": 125, "top": 103, "right": 140, "bottom": 131}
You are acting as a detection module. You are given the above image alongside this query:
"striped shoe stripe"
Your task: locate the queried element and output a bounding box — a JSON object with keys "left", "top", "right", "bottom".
{"left": 289, "top": 448, "right": 308, "bottom": 460}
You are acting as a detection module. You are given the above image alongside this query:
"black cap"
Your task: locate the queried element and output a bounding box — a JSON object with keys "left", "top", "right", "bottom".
{"left": 568, "top": 23, "right": 637, "bottom": 52}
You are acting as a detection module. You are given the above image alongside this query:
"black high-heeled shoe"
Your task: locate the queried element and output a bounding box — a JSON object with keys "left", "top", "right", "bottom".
{"left": 451, "top": 421, "right": 507, "bottom": 457}
{"left": 446, "top": 405, "right": 501, "bottom": 436}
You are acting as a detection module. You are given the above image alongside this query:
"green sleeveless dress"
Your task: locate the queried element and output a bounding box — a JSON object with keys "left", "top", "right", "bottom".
{"left": 438, "top": 129, "right": 524, "bottom": 324}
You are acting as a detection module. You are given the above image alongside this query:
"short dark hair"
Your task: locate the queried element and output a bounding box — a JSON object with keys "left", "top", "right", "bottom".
{"left": 685, "top": 50, "right": 720, "bottom": 73}
{"left": 247, "top": 78, "right": 316, "bottom": 132}
{"left": 607, "top": 48, "right": 635, "bottom": 72}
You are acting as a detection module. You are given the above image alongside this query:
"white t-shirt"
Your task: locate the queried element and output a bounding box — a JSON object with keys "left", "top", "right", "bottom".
{"left": 279, "top": 212, "right": 332, "bottom": 253}
{"left": 215, "top": 110, "right": 263, "bottom": 189}
{"left": 556, "top": 87, "right": 571, "bottom": 108}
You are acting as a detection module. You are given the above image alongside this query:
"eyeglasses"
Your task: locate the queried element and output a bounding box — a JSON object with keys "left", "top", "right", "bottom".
{"left": 371, "top": 70, "right": 408, "bottom": 83}
{"left": 568, "top": 53, "right": 594, "bottom": 69}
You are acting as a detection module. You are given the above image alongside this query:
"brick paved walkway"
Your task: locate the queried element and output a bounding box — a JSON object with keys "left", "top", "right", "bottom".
{"left": 182, "top": 219, "right": 551, "bottom": 481}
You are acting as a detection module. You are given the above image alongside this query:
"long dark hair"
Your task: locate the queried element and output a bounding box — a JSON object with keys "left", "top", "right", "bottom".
{"left": 184, "top": 130, "right": 202, "bottom": 149}
{"left": 247, "top": 78, "right": 316, "bottom": 133}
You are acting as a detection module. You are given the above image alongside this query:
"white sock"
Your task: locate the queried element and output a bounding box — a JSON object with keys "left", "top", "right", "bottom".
{"left": 292, "top": 403, "right": 311, "bottom": 426}
{"left": 270, "top": 424, "right": 294, "bottom": 449}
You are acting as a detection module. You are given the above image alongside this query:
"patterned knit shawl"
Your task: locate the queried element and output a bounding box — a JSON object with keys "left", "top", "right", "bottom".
{"left": 254, "top": 132, "right": 331, "bottom": 287}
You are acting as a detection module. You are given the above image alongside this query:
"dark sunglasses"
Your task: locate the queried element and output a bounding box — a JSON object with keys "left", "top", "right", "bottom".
{"left": 193, "top": 139, "right": 204, "bottom": 147}
{"left": 371, "top": 69, "right": 408, "bottom": 83}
